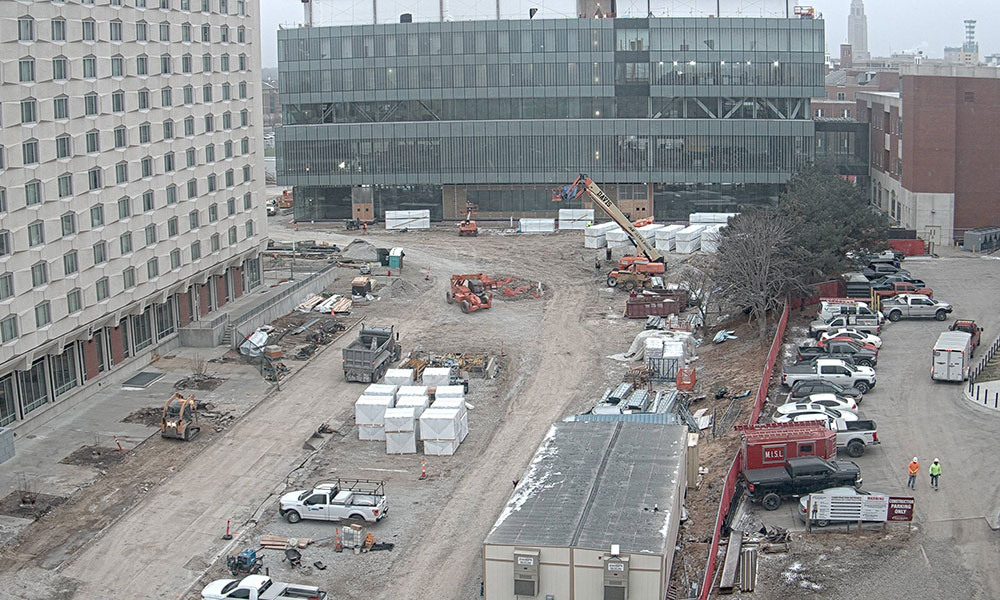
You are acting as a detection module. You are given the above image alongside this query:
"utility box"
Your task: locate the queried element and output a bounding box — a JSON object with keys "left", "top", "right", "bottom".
{"left": 736, "top": 422, "right": 835, "bottom": 471}
{"left": 513, "top": 549, "right": 539, "bottom": 596}
{"left": 0, "top": 427, "right": 14, "bottom": 464}
{"left": 603, "top": 554, "right": 630, "bottom": 600}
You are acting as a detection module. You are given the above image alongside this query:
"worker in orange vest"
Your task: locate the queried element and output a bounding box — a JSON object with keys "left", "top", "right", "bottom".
{"left": 907, "top": 457, "right": 919, "bottom": 489}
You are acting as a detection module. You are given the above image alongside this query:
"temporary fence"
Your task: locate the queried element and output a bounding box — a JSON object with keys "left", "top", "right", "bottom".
{"left": 699, "top": 302, "right": 789, "bottom": 600}
{"left": 967, "top": 334, "right": 1000, "bottom": 410}
{"left": 788, "top": 280, "right": 844, "bottom": 311}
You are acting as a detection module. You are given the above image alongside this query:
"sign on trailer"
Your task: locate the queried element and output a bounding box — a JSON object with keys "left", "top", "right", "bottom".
{"left": 887, "top": 497, "right": 915, "bottom": 522}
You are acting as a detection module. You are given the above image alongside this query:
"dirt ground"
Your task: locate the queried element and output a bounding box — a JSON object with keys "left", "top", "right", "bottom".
{"left": 0, "top": 223, "right": 778, "bottom": 600}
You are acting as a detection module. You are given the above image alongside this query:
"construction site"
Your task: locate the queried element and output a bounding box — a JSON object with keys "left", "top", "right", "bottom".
{"left": 2, "top": 174, "right": 1000, "bottom": 600}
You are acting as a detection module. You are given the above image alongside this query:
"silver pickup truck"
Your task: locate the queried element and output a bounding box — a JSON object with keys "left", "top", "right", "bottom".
{"left": 881, "top": 294, "right": 952, "bottom": 322}
{"left": 781, "top": 358, "right": 877, "bottom": 393}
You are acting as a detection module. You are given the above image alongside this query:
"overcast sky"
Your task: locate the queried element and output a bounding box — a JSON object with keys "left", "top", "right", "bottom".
{"left": 260, "top": 0, "right": 998, "bottom": 67}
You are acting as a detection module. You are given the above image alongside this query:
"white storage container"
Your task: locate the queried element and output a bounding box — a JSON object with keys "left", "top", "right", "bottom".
{"left": 637, "top": 223, "right": 665, "bottom": 241}
{"left": 419, "top": 407, "right": 462, "bottom": 441}
{"left": 675, "top": 239, "right": 701, "bottom": 254}
{"left": 676, "top": 224, "right": 707, "bottom": 242}
{"left": 394, "top": 395, "right": 429, "bottom": 421}
{"left": 386, "top": 430, "right": 417, "bottom": 454}
{"left": 519, "top": 218, "right": 556, "bottom": 233}
{"left": 359, "top": 425, "right": 386, "bottom": 441}
{"left": 397, "top": 385, "right": 429, "bottom": 398}
{"left": 422, "top": 367, "right": 453, "bottom": 387}
{"left": 384, "top": 407, "right": 417, "bottom": 433}
{"left": 558, "top": 209, "right": 595, "bottom": 230}
{"left": 433, "top": 385, "right": 465, "bottom": 399}
{"left": 364, "top": 384, "right": 398, "bottom": 399}
{"left": 689, "top": 212, "right": 738, "bottom": 224}
{"left": 384, "top": 369, "right": 415, "bottom": 385}
{"left": 424, "top": 439, "right": 460, "bottom": 456}
{"left": 355, "top": 395, "right": 394, "bottom": 426}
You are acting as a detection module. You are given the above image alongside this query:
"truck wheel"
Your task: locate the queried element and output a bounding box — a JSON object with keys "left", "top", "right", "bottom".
{"left": 762, "top": 493, "right": 781, "bottom": 511}
{"left": 623, "top": 280, "right": 636, "bottom": 291}
{"left": 461, "top": 301, "right": 471, "bottom": 313}
{"left": 935, "top": 310, "right": 947, "bottom": 321}
{"left": 854, "top": 381, "right": 870, "bottom": 394}
{"left": 888, "top": 311, "right": 902, "bottom": 322}
{"left": 446, "top": 291, "right": 454, "bottom": 304}
{"left": 858, "top": 359, "right": 873, "bottom": 368}
{"left": 285, "top": 510, "right": 302, "bottom": 524}
{"left": 606, "top": 276, "right": 618, "bottom": 288}
{"left": 847, "top": 441, "right": 865, "bottom": 457}
{"left": 816, "top": 519, "right": 830, "bottom": 528}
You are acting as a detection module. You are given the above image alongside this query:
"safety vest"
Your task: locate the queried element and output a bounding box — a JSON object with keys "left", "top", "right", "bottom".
{"left": 929, "top": 463, "right": 942, "bottom": 476}
{"left": 908, "top": 461, "right": 919, "bottom": 475}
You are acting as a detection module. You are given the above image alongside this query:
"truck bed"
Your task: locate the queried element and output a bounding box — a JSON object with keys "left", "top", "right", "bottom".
{"left": 742, "top": 466, "right": 792, "bottom": 486}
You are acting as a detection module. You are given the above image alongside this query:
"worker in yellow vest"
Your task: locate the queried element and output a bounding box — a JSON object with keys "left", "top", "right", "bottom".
{"left": 929, "top": 458, "right": 942, "bottom": 490}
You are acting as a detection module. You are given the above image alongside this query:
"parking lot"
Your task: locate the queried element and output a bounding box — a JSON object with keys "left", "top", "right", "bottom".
{"left": 752, "top": 249, "right": 1000, "bottom": 599}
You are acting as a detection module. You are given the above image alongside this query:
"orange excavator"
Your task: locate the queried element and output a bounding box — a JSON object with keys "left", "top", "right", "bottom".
{"left": 554, "top": 175, "right": 666, "bottom": 288}
{"left": 459, "top": 201, "right": 478, "bottom": 236}
{"left": 447, "top": 274, "right": 493, "bottom": 313}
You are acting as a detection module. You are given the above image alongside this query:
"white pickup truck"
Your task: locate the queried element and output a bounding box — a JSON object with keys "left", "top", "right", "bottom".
{"left": 781, "top": 358, "right": 877, "bottom": 393}
{"left": 201, "top": 575, "right": 326, "bottom": 600}
{"left": 279, "top": 479, "right": 387, "bottom": 524}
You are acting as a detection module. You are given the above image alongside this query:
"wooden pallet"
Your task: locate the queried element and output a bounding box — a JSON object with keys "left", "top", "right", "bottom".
{"left": 259, "top": 535, "right": 311, "bottom": 550}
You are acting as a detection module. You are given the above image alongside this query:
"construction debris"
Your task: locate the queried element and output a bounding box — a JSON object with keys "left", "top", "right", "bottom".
{"left": 259, "top": 535, "right": 311, "bottom": 550}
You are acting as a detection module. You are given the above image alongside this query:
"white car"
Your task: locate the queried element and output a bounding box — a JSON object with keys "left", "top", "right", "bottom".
{"left": 778, "top": 393, "right": 857, "bottom": 413}
{"left": 819, "top": 328, "right": 882, "bottom": 349}
{"left": 772, "top": 405, "right": 859, "bottom": 424}
{"left": 797, "top": 487, "right": 888, "bottom": 527}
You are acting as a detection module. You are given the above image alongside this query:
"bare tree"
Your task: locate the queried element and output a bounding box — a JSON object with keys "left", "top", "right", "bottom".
{"left": 711, "top": 211, "right": 801, "bottom": 343}
{"left": 672, "top": 257, "right": 718, "bottom": 326}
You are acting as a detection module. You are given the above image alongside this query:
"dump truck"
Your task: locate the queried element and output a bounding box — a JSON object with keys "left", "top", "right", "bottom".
{"left": 342, "top": 324, "right": 401, "bottom": 383}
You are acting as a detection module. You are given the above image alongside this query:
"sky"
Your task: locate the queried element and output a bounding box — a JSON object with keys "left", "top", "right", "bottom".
{"left": 259, "top": 0, "right": 999, "bottom": 67}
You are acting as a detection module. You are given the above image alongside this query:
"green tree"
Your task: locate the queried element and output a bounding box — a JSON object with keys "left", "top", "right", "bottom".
{"left": 775, "top": 165, "right": 891, "bottom": 283}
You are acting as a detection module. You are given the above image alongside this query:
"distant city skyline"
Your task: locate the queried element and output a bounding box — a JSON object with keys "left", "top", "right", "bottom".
{"left": 260, "top": 0, "right": 1000, "bottom": 66}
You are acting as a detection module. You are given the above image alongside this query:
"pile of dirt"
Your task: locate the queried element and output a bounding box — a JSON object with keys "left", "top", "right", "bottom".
{"left": 121, "top": 407, "right": 162, "bottom": 427}
{"left": 387, "top": 277, "right": 421, "bottom": 300}
{"left": 342, "top": 239, "right": 379, "bottom": 261}
{"left": 0, "top": 491, "right": 66, "bottom": 520}
{"left": 174, "top": 374, "right": 225, "bottom": 391}
{"left": 59, "top": 445, "right": 128, "bottom": 468}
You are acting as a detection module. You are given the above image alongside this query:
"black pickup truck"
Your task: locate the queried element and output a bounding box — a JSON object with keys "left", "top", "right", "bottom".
{"left": 796, "top": 341, "right": 877, "bottom": 368}
{"left": 742, "top": 457, "right": 862, "bottom": 511}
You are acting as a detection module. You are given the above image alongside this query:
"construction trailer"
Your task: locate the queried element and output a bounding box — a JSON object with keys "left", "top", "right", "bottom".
{"left": 483, "top": 421, "right": 687, "bottom": 600}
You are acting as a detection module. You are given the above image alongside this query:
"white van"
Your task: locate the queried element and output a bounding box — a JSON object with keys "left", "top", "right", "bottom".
{"left": 932, "top": 331, "right": 973, "bottom": 382}
{"left": 817, "top": 299, "right": 883, "bottom": 323}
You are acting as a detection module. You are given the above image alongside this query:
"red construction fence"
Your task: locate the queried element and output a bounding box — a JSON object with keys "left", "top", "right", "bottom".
{"left": 698, "top": 302, "right": 789, "bottom": 600}
{"left": 888, "top": 238, "right": 927, "bottom": 256}
{"left": 788, "top": 280, "right": 845, "bottom": 311}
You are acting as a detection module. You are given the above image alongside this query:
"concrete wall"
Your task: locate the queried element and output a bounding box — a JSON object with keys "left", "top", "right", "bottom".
{"left": 873, "top": 167, "right": 954, "bottom": 246}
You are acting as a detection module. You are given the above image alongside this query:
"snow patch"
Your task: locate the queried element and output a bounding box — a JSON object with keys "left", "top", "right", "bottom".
{"left": 489, "top": 424, "right": 561, "bottom": 534}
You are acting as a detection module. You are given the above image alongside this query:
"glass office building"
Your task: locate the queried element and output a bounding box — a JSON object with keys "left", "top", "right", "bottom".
{"left": 277, "top": 17, "right": 825, "bottom": 221}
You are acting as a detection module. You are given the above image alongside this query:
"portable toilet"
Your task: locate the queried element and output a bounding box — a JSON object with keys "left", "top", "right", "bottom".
{"left": 388, "top": 248, "right": 405, "bottom": 270}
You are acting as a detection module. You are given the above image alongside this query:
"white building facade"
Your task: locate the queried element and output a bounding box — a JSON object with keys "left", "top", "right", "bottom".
{"left": 0, "top": 0, "right": 267, "bottom": 428}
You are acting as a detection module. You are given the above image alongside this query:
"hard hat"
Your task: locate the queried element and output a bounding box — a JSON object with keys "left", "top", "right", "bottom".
{"left": 912, "top": 457, "right": 918, "bottom": 462}
{"left": 933, "top": 458, "right": 939, "bottom": 462}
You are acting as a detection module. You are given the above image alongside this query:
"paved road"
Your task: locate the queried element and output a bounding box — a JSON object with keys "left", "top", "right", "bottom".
{"left": 848, "top": 252, "right": 1000, "bottom": 599}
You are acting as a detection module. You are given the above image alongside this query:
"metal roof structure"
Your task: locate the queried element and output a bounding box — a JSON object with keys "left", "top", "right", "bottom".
{"left": 564, "top": 413, "right": 681, "bottom": 425}
{"left": 485, "top": 421, "right": 686, "bottom": 555}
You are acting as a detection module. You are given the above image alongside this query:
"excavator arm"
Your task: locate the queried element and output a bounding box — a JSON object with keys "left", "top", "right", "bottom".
{"left": 557, "top": 174, "right": 663, "bottom": 262}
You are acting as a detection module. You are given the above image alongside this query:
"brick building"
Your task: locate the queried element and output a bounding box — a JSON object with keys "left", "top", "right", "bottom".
{"left": 857, "top": 64, "right": 1000, "bottom": 246}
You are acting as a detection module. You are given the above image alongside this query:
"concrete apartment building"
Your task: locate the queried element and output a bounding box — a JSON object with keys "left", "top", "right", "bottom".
{"left": 857, "top": 65, "right": 1000, "bottom": 246}
{"left": 276, "top": 15, "right": 825, "bottom": 223}
{"left": 0, "top": 0, "right": 267, "bottom": 428}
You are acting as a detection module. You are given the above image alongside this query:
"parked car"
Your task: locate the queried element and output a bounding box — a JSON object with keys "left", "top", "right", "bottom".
{"left": 797, "top": 487, "right": 888, "bottom": 527}
{"left": 797, "top": 340, "right": 877, "bottom": 367}
{"left": 818, "top": 336, "right": 878, "bottom": 353}
{"left": 862, "top": 264, "right": 909, "bottom": 279}
{"left": 950, "top": 319, "right": 983, "bottom": 349}
{"left": 825, "top": 418, "right": 879, "bottom": 457}
{"left": 742, "top": 457, "right": 862, "bottom": 511}
{"left": 279, "top": 479, "right": 387, "bottom": 524}
{"left": 818, "top": 328, "right": 882, "bottom": 349}
{"left": 874, "top": 281, "right": 933, "bottom": 299}
{"left": 201, "top": 575, "right": 327, "bottom": 600}
{"left": 870, "top": 274, "right": 926, "bottom": 289}
{"left": 772, "top": 405, "right": 859, "bottom": 424}
{"left": 782, "top": 358, "right": 877, "bottom": 393}
{"left": 781, "top": 393, "right": 858, "bottom": 412}
{"left": 809, "top": 315, "right": 882, "bottom": 338}
{"left": 816, "top": 300, "right": 883, "bottom": 323}
{"left": 788, "top": 379, "right": 864, "bottom": 404}
{"left": 881, "top": 294, "right": 953, "bottom": 322}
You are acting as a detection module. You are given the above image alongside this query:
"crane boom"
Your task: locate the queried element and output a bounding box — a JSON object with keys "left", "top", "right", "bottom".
{"left": 556, "top": 174, "right": 663, "bottom": 262}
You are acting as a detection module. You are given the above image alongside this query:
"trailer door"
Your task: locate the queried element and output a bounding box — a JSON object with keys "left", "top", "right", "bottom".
{"left": 932, "top": 350, "right": 948, "bottom": 380}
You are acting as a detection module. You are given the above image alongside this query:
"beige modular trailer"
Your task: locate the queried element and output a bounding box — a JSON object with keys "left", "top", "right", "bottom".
{"left": 483, "top": 421, "right": 687, "bottom": 600}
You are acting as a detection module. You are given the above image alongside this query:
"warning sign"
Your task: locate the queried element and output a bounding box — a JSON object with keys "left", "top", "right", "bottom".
{"left": 887, "top": 497, "right": 915, "bottom": 522}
